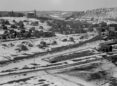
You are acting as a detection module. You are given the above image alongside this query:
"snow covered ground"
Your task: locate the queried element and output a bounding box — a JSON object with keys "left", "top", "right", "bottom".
{"left": 0, "top": 17, "right": 51, "bottom": 31}
{"left": 0, "top": 31, "right": 97, "bottom": 62}
{"left": 0, "top": 55, "right": 116, "bottom": 86}
{"left": 0, "top": 17, "right": 107, "bottom": 86}
{"left": 0, "top": 38, "right": 100, "bottom": 73}
{"left": 0, "top": 71, "right": 85, "bottom": 86}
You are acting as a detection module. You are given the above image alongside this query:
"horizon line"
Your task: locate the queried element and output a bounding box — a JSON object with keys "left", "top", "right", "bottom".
{"left": 0, "top": 7, "right": 116, "bottom": 12}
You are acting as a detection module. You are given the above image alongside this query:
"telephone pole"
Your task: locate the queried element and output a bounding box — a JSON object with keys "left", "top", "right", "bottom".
{"left": 34, "top": 9, "right": 37, "bottom": 18}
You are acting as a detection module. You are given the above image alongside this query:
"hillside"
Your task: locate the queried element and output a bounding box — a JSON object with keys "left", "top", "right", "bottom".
{"left": 66, "top": 7, "right": 117, "bottom": 20}
{"left": 31, "top": 8, "right": 117, "bottom": 20}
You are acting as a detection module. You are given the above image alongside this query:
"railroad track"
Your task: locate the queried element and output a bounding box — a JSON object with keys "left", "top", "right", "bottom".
{"left": 0, "top": 37, "right": 38, "bottom": 43}
{"left": 0, "top": 52, "right": 105, "bottom": 84}
{"left": 0, "top": 53, "right": 104, "bottom": 76}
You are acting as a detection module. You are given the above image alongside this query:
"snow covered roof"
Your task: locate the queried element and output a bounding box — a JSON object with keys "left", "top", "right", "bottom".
{"left": 0, "top": 30, "right": 4, "bottom": 35}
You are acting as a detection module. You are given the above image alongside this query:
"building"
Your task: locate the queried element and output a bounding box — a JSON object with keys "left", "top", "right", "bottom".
{"left": 27, "top": 12, "right": 35, "bottom": 18}
{"left": 27, "top": 10, "right": 37, "bottom": 18}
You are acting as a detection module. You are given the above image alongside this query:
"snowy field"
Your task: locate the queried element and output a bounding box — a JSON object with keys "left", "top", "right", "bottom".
{"left": 0, "top": 17, "right": 115, "bottom": 86}
{"left": 0, "top": 30, "right": 97, "bottom": 63}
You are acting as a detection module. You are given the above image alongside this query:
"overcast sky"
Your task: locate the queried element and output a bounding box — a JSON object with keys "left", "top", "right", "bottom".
{"left": 0, "top": 0, "right": 117, "bottom": 11}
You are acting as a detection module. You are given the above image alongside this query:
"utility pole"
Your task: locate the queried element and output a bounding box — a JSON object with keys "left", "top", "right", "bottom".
{"left": 34, "top": 9, "right": 37, "bottom": 18}
{"left": 11, "top": 10, "right": 14, "bottom": 17}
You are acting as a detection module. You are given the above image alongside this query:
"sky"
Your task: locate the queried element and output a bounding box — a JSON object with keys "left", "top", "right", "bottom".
{"left": 0, "top": 0, "right": 117, "bottom": 11}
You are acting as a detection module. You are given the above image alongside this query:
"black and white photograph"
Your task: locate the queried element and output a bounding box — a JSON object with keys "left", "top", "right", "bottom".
{"left": 0, "top": 0, "right": 117, "bottom": 86}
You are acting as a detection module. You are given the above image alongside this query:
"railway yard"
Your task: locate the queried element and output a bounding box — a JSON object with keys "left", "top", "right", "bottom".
{"left": 0, "top": 17, "right": 117, "bottom": 86}
{"left": 0, "top": 38, "right": 117, "bottom": 86}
